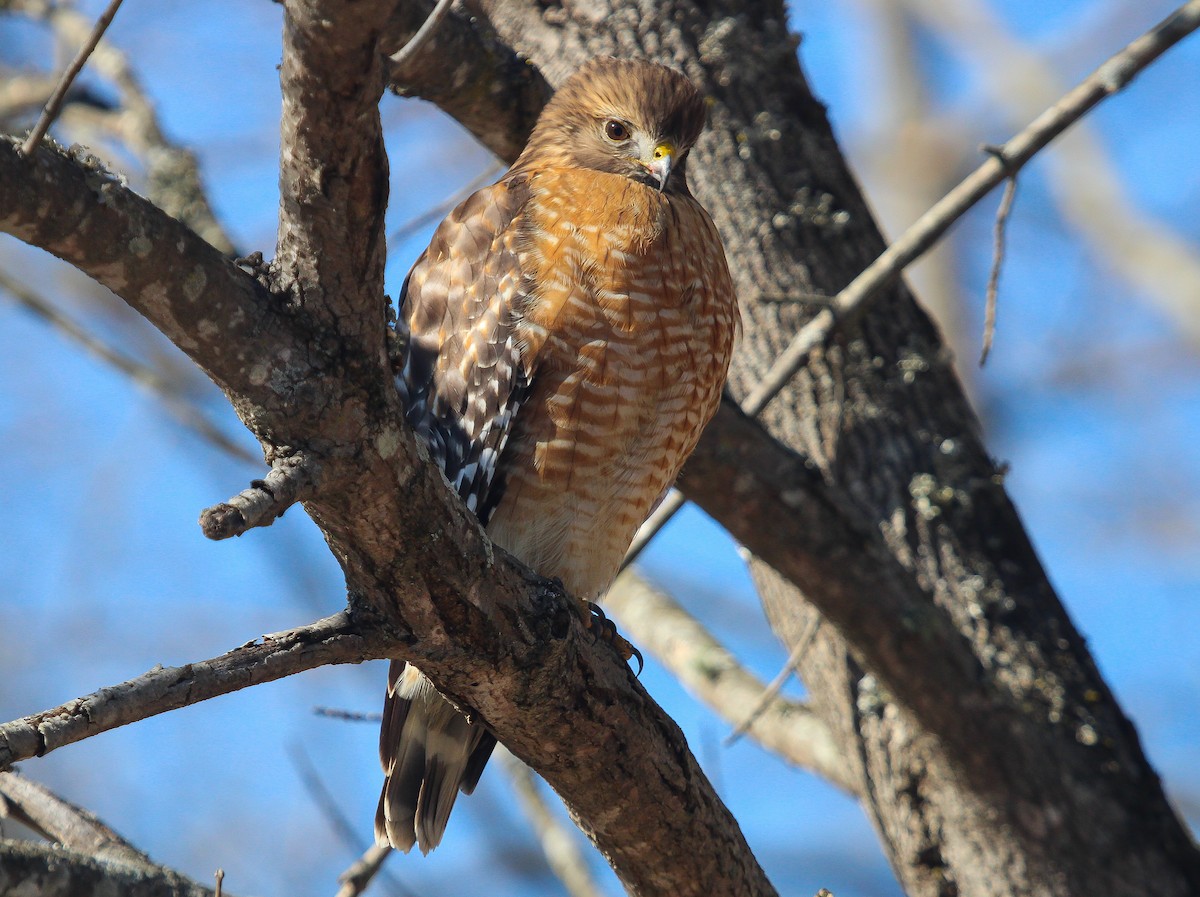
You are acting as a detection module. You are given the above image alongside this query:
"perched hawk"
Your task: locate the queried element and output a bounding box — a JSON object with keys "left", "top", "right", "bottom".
{"left": 377, "top": 56, "right": 738, "bottom": 853}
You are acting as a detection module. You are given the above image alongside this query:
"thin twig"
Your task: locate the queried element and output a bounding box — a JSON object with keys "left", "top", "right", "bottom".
{"left": 725, "top": 613, "right": 819, "bottom": 745}
{"left": 289, "top": 744, "right": 415, "bottom": 897}
{"left": 336, "top": 845, "right": 395, "bottom": 897}
{"left": 19, "top": 0, "right": 125, "bottom": 157}
{"left": 980, "top": 152, "right": 1018, "bottom": 366}
{"left": 389, "top": 0, "right": 455, "bottom": 69}
{"left": 0, "top": 270, "right": 258, "bottom": 464}
{"left": 314, "top": 707, "right": 383, "bottom": 723}
{"left": 604, "top": 571, "right": 856, "bottom": 792}
{"left": 624, "top": 0, "right": 1200, "bottom": 559}
{"left": 498, "top": 750, "right": 608, "bottom": 897}
{"left": 0, "top": 612, "right": 389, "bottom": 769}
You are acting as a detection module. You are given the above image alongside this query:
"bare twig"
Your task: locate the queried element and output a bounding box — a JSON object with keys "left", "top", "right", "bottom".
{"left": 314, "top": 707, "right": 383, "bottom": 723}
{"left": 980, "top": 148, "right": 1018, "bottom": 366}
{"left": 390, "top": 0, "right": 455, "bottom": 70}
{"left": 725, "top": 613, "right": 819, "bottom": 746}
{"left": 624, "top": 0, "right": 1200, "bottom": 557}
{"left": 902, "top": 0, "right": 1200, "bottom": 347}
{"left": 19, "top": 0, "right": 125, "bottom": 157}
{"left": 336, "top": 845, "right": 394, "bottom": 897}
{"left": 199, "top": 454, "right": 318, "bottom": 539}
{"left": 498, "top": 750, "right": 607, "bottom": 897}
{"left": 12, "top": 0, "right": 234, "bottom": 252}
{"left": 0, "top": 612, "right": 390, "bottom": 769}
{"left": 0, "top": 270, "right": 257, "bottom": 464}
{"left": 605, "top": 571, "right": 856, "bottom": 793}
{"left": 747, "top": 1, "right": 1200, "bottom": 410}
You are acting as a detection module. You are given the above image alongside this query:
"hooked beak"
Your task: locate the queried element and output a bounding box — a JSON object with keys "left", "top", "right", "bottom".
{"left": 642, "top": 141, "right": 675, "bottom": 192}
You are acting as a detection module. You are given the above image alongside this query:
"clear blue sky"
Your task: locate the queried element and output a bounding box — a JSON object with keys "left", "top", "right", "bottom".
{"left": 1, "top": 2, "right": 1197, "bottom": 895}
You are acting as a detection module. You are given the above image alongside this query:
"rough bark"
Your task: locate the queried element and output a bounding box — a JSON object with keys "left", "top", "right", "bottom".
{"left": 0, "top": 840, "right": 221, "bottom": 897}
{"left": 457, "top": 2, "right": 1200, "bottom": 895}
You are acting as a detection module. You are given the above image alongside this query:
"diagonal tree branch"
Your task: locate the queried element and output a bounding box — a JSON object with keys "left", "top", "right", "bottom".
{"left": 0, "top": 839, "right": 224, "bottom": 897}
{"left": 606, "top": 570, "right": 855, "bottom": 793}
{"left": 0, "top": 772, "right": 151, "bottom": 868}
{"left": 382, "top": 0, "right": 551, "bottom": 161}
{"left": 0, "top": 612, "right": 391, "bottom": 769}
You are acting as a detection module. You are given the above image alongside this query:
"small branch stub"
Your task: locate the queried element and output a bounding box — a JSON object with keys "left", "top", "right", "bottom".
{"left": 199, "top": 454, "right": 315, "bottom": 540}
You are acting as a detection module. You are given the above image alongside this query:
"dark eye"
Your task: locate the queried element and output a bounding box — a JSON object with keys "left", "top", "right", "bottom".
{"left": 604, "top": 119, "right": 630, "bottom": 141}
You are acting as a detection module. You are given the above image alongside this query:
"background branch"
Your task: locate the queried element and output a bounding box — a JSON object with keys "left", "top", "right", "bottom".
{"left": 606, "top": 570, "right": 854, "bottom": 793}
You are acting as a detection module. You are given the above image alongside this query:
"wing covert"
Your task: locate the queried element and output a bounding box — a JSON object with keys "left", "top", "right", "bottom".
{"left": 395, "top": 176, "right": 534, "bottom": 525}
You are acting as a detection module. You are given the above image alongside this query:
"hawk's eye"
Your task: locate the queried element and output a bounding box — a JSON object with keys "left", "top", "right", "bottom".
{"left": 603, "top": 119, "right": 631, "bottom": 142}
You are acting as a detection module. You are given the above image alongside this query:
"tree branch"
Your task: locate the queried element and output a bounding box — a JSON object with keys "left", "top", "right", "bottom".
{"left": 0, "top": 773, "right": 150, "bottom": 868}
{"left": 0, "top": 612, "right": 390, "bottom": 769}
{"left": 381, "top": 0, "right": 551, "bottom": 161}
{"left": 606, "top": 570, "right": 855, "bottom": 793}
{"left": 199, "top": 453, "right": 318, "bottom": 539}
{"left": 274, "top": 0, "right": 393, "bottom": 353}
{"left": 0, "top": 839, "right": 223, "bottom": 897}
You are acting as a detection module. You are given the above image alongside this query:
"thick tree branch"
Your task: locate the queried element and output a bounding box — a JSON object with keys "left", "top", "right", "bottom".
{"left": 274, "top": 0, "right": 394, "bottom": 355}
{"left": 0, "top": 840, "right": 222, "bottom": 897}
{"left": 0, "top": 612, "right": 390, "bottom": 769}
{"left": 381, "top": 0, "right": 550, "bottom": 161}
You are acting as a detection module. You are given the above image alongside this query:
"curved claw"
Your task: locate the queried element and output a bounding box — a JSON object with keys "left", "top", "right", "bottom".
{"left": 583, "top": 600, "right": 643, "bottom": 676}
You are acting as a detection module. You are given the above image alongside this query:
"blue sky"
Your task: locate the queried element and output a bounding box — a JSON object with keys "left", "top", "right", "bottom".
{"left": 1, "top": 2, "right": 1198, "bottom": 895}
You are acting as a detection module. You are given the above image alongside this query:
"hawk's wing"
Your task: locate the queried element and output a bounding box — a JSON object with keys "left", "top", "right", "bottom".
{"left": 396, "top": 175, "right": 534, "bottom": 525}
{"left": 379, "top": 176, "right": 534, "bottom": 852}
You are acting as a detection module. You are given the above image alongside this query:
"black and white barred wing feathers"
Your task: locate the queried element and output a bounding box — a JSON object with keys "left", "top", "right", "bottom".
{"left": 395, "top": 177, "right": 534, "bottom": 524}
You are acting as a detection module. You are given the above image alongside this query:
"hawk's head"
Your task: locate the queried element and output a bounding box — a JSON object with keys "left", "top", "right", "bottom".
{"left": 518, "top": 57, "right": 708, "bottom": 195}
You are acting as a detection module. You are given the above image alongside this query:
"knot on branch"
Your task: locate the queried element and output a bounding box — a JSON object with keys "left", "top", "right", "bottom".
{"left": 199, "top": 454, "right": 317, "bottom": 540}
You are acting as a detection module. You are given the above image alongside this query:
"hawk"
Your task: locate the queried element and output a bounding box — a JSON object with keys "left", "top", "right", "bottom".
{"left": 377, "top": 56, "right": 738, "bottom": 853}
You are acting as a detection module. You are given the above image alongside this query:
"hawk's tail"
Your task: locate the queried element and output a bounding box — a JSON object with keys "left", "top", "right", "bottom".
{"left": 374, "top": 661, "right": 497, "bottom": 853}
